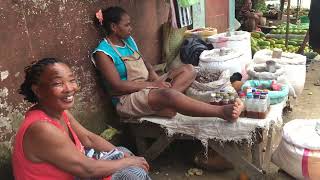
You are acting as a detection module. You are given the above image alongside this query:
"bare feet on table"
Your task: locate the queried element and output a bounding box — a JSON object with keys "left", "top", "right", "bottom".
{"left": 222, "top": 98, "right": 244, "bottom": 123}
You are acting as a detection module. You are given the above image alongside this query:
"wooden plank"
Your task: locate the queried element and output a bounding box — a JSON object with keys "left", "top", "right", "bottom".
{"left": 208, "top": 140, "right": 265, "bottom": 180}
{"left": 252, "top": 128, "right": 263, "bottom": 170}
{"left": 252, "top": 143, "right": 263, "bottom": 170}
{"left": 129, "top": 123, "right": 163, "bottom": 138}
{"left": 263, "top": 122, "right": 275, "bottom": 174}
{"left": 135, "top": 137, "right": 148, "bottom": 155}
{"left": 144, "top": 133, "right": 174, "bottom": 161}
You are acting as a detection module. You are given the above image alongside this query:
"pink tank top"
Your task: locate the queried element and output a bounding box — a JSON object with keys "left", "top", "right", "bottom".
{"left": 12, "top": 109, "right": 84, "bottom": 180}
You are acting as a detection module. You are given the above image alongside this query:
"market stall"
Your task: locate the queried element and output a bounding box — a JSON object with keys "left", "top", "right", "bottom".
{"left": 123, "top": 99, "right": 287, "bottom": 179}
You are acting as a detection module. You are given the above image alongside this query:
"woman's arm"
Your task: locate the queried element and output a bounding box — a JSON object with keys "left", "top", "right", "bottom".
{"left": 144, "top": 60, "right": 160, "bottom": 81}
{"left": 66, "top": 111, "right": 115, "bottom": 152}
{"left": 94, "top": 52, "right": 170, "bottom": 95}
{"left": 23, "top": 121, "right": 149, "bottom": 178}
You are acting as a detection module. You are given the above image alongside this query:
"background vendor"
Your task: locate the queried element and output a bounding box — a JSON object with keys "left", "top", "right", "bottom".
{"left": 239, "top": 0, "right": 263, "bottom": 32}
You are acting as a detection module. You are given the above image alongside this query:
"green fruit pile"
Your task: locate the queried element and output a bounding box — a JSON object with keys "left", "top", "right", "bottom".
{"left": 270, "top": 28, "right": 307, "bottom": 35}
{"left": 251, "top": 32, "right": 316, "bottom": 55}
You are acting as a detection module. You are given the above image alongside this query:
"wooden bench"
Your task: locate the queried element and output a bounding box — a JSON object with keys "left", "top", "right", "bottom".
{"left": 123, "top": 118, "right": 277, "bottom": 180}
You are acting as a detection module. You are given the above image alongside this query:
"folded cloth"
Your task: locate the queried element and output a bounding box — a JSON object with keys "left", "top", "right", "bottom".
{"left": 75, "top": 147, "right": 150, "bottom": 180}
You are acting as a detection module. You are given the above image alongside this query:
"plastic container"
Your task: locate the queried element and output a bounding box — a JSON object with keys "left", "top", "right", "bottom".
{"left": 239, "top": 92, "right": 246, "bottom": 117}
{"left": 245, "top": 93, "right": 254, "bottom": 116}
{"left": 247, "top": 94, "right": 261, "bottom": 119}
{"left": 300, "top": 15, "right": 310, "bottom": 24}
{"left": 241, "top": 80, "right": 289, "bottom": 105}
{"left": 258, "top": 94, "right": 268, "bottom": 119}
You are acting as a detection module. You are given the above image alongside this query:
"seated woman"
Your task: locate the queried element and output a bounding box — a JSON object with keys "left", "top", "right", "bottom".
{"left": 13, "top": 58, "right": 150, "bottom": 180}
{"left": 239, "top": 0, "right": 263, "bottom": 32}
{"left": 92, "top": 6, "right": 244, "bottom": 122}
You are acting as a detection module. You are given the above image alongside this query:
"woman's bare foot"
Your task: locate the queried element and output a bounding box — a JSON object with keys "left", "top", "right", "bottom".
{"left": 222, "top": 98, "right": 244, "bottom": 122}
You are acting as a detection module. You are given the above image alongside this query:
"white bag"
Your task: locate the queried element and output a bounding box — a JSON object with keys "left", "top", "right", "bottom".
{"left": 247, "top": 63, "right": 296, "bottom": 97}
{"left": 247, "top": 63, "right": 286, "bottom": 80}
{"left": 272, "top": 119, "right": 320, "bottom": 179}
{"left": 253, "top": 49, "right": 306, "bottom": 96}
{"left": 186, "top": 69, "right": 235, "bottom": 102}
{"left": 199, "top": 48, "right": 242, "bottom": 75}
{"left": 207, "top": 31, "right": 252, "bottom": 65}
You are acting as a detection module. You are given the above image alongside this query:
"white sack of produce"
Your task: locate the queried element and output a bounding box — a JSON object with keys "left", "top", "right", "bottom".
{"left": 247, "top": 63, "right": 286, "bottom": 80}
{"left": 207, "top": 31, "right": 252, "bottom": 65}
{"left": 272, "top": 119, "right": 320, "bottom": 179}
{"left": 246, "top": 63, "right": 296, "bottom": 97}
{"left": 186, "top": 69, "right": 235, "bottom": 102}
{"left": 253, "top": 49, "right": 306, "bottom": 96}
{"left": 199, "top": 48, "right": 242, "bottom": 75}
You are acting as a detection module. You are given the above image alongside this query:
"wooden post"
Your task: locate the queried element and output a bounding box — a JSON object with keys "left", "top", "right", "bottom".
{"left": 285, "top": 0, "right": 291, "bottom": 49}
{"left": 297, "top": 30, "right": 309, "bottom": 54}
{"left": 295, "top": 0, "right": 301, "bottom": 24}
{"left": 229, "top": 0, "right": 235, "bottom": 32}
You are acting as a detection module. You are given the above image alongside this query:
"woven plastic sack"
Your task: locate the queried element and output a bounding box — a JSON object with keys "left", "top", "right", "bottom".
{"left": 241, "top": 80, "right": 289, "bottom": 105}
{"left": 272, "top": 119, "right": 320, "bottom": 179}
{"left": 247, "top": 63, "right": 285, "bottom": 80}
{"left": 162, "top": 22, "right": 187, "bottom": 71}
{"left": 207, "top": 31, "right": 252, "bottom": 66}
{"left": 246, "top": 63, "right": 296, "bottom": 97}
{"left": 199, "top": 48, "right": 243, "bottom": 75}
{"left": 253, "top": 49, "right": 306, "bottom": 96}
{"left": 186, "top": 69, "right": 236, "bottom": 102}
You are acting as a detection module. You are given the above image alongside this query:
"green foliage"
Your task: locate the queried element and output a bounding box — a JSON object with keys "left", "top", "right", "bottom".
{"left": 100, "top": 126, "right": 121, "bottom": 141}
{"left": 253, "top": 0, "right": 267, "bottom": 13}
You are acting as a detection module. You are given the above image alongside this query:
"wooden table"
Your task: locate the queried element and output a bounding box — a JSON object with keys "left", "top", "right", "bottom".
{"left": 123, "top": 101, "right": 286, "bottom": 180}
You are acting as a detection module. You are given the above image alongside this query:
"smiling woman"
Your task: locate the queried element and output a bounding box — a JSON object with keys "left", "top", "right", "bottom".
{"left": 13, "top": 58, "right": 151, "bottom": 180}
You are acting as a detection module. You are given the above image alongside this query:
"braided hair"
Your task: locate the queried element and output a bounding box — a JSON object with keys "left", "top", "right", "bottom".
{"left": 19, "top": 58, "right": 62, "bottom": 103}
{"left": 94, "top": 6, "right": 127, "bottom": 35}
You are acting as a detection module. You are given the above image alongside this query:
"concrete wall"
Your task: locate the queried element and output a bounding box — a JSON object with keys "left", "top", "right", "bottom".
{"left": 0, "top": 0, "right": 229, "bottom": 178}
{"left": 206, "top": 0, "right": 229, "bottom": 32}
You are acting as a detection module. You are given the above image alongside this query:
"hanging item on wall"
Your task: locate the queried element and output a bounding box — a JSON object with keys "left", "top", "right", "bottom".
{"left": 170, "top": 0, "right": 193, "bottom": 28}
{"left": 177, "top": 0, "right": 200, "bottom": 7}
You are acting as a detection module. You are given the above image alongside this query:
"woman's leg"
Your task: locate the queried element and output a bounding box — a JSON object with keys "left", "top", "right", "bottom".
{"left": 148, "top": 89, "right": 244, "bottom": 122}
{"left": 167, "top": 64, "right": 196, "bottom": 92}
{"left": 111, "top": 147, "right": 151, "bottom": 180}
{"left": 111, "top": 166, "right": 151, "bottom": 180}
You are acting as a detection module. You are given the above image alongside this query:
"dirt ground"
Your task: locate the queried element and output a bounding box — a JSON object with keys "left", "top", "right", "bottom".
{"left": 148, "top": 60, "right": 320, "bottom": 180}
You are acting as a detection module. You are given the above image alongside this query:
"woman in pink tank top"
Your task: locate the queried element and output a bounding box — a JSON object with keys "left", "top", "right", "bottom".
{"left": 13, "top": 58, "right": 150, "bottom": 180}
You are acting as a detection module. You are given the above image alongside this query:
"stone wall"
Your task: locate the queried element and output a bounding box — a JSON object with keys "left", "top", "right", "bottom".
{"left": 0, "top": 0, "right": 229, "bottom": 178}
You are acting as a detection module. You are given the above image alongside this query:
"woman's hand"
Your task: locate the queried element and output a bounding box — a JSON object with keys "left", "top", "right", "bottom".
{"left": 151, "top": 81, "right": 172, "bottom": 88}
{"left": 123, "top": 152, "right": 132, "bottom": 158}
{"left": 125, "top": 156, "right": 150, "bottom": 172}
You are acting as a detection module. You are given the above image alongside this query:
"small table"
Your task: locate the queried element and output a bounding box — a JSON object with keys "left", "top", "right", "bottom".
{"left": 123, "top": 100, "right": 287, "bottom": 180}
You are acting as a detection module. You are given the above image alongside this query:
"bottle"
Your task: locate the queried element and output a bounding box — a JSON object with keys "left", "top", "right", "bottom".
{"left": 252, "top": 88, "right": 257, "bottom": 94}
{"left": 261, "top": 92, "right": 270, "bottom": 107}
{"left": 222, "top": 94, "right": 230, "bottom": 105}
{"left": 229, "top": 93, "right": 235, "bottom": 104}
{"left": 246, "top": 87, "right": 252, "bottom": 94}
{"left": 215, "top": 94, "right": 223, "bottom": 105}
{"left": 253, "top": 94, "right": 260, "bottom": 119}
{"left": 259, "top": 94, "right": 267, "bottom": 119}
{"left": 246, "top": 93, "right": 253, "bottom": 118}
{"left": 239, "top": 92, "right": 246, "bottom": 117}
{"left": 239, "top": 92, "right": 246, "bottom": 102}
{"left": 209, "top": 93, "right": 216, "bottom": 105}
